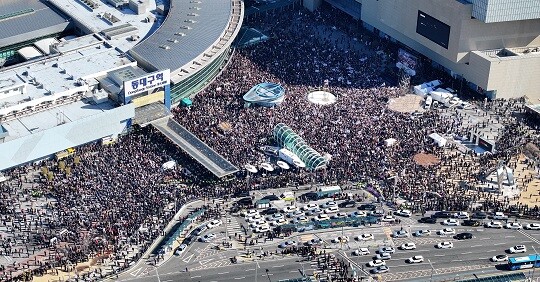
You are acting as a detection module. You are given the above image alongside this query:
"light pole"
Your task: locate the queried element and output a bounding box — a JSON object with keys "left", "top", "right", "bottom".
{"left": 428, "top": 259, "right": 435, "bottom": 282}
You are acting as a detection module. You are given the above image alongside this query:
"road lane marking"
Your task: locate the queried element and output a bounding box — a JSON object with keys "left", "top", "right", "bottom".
{"left": 191, "top": 276, "right": 202, "bottom": 278}
{"left": 272, "top": 265, "right": 284, "bottom": 268}
{"left": 479, "top": 237, "right": 491, "bottom": 240}
{"left": 505, "top": 235, "right": 515, "bottom": 238}
{"left": 493, "top": 243, "right": 505, "bottom": 245}
{"left": 245, "top": 269, "right": 255, "bottom": 271}
{"left": 218, "top": 272, "right": 230, "bottom": 274}
{"left": 234, "top": 277, "right": 245, "bottom": 280}
{"left": 461, "top": 252, "right": 473, "bottom": 254}
{"left": 434, "top": 254, "right": 445, "bottom": 257}
{"left": 470, "top": 245, "right": 482, "bottom": 247}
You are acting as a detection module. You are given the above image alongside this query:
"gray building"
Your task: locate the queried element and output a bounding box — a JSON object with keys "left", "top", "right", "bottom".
{"left": 310, "top": 0, "right": 540, "bottom": 100}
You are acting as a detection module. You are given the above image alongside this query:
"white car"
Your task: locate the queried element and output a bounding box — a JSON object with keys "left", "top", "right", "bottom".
{"left": 509, "top": 245, "right": 527, "bottom": 254}
{"left": 491, "top": 254, "right": 508, "bottom": 262}
{"left": 249, "top": 219, "right": 267, "bottom": 228}
{"left": 443, "top": 219, "right": 460, "bottom": 226}
{"left": 367, "top": 259, "right": 386, "bottom": 267}
{"left": 175, "top": 244, "right": 188, "bottom": 255}
{"left": 243, "top": 209, "right": 259, "bottom": 217}
{"left": 392, "top": 230, "right": 409, "bottom": 238}
{"left": 331, "top": 212, "right": 348, "bottom": 219}
{"left": 505, "top": 222, "right": 523, "bottom": 230}
{"left": 270, "top": 218, "right": 287, "bottom": 226}
{"left": 313, "top": 214, "right": 330, "bottom": 221}
{"left": 381, "top": 215, "right": 396, "bottom": 222}
{"left": 400, "top": 242, "right": 416, "bottom": 250}
{"left": 485, "top": 221, "right": 503, "bottom": 229}
{"left": 291, "top": 216, "right": 309, "bottom": 224}
{"left": 414, "top": 230, "right": 431, "bottom": 237}
{"left": 371, "top": 265, "right": 389, "bottom": 274}
{"left": 493, "top": 212, "right": 508, "bottom": 220}
{"left": 302, "top": 203, "right": 319, "bottom": 211}
{"left": 287, "top": 210, "right": 305, "bottom": 218}
{"left": 331, "top": 236, "right": 350, "bottom": 243}
{"left": 207, "top": 219, "right": 223, "bottom": 229}
{"left": 246, "top": 214, "right": 263, "bottom": 222}
{"left": 406, "top": 255, "right": 424, "bottom": 263}
{"left": 199, "top": 233, "right": 216, "bottom": 242}
{"left": 377, "top": 246, "right": 396, "bottom": 254}
{"left": 353, "top": 248, "right": 370, "bottom": 256}
{"left": 278, "top": 240, "right": 297, "bottom": 248}
{"left": 355, "top": 234, "right": 374, "bottom": 241}
{"left": 395, "top": 209, "right": 412, "bottom": 217}
{"left": 324, "top": 206, "right": 340, "bottom": 214}
{"left": 320, "top": 201, "right": 337, "bottom": 208}
{"left": 266, "top": 213, "right": 284, "bottom": 221}
{"left": 437, "top": 241, "right": 454, "bottom": 249}
{"left": 254, "top": 225, "right": 270, "bottom": 233}
{"left": 453, "top": 212, "right": 469, "bottom": 219}
{"left": 438, "top": 228, "right": 456, "bottom": 235}
{"left": 283, "top": 206, "right": 299, "bottom": 213}
{"left": 525, "top": 223, "right": 540, "bottom": 230}
{"left": 375, "top": 252, "right": 392, "bottom": 260}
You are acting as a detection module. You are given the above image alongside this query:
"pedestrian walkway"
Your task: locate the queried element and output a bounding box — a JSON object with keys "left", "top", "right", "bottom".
{"left": 226, "top": 216, "right": 243, "bottom": 238}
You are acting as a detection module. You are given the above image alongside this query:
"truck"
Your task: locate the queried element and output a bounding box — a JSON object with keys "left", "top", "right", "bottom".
{"left": 278, "top": 148, "right": 305, "bottom": 168}
{"left": 55, "top": 148, "right": 75, "bottom": 160}
{"left": 316, "top": 186, "right": 341, "bottom": 199}
{"left": 429, "top": 89, "right": 453, "bottom": 106}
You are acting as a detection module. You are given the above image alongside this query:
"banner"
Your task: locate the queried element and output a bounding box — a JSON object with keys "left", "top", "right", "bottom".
{"left": 123, "top": 69, "right": 170, "bottom": 102}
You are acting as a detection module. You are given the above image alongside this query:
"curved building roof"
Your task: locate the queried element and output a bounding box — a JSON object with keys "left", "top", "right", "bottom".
{"left": 129, "top": 0, "right": 243, "bottom": 84}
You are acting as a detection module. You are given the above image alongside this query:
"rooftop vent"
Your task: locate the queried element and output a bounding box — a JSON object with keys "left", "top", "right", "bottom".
{"left": 190, "top": 7, "right": 201, "bottom": 10}
{"left": 187, "top": 13, "right": 199, "bottom": 16}
{"left": 175, "top": 32, "right": 186, "bottom": 36}
{"left": 184, "top": 19, "right": 197, "bottom": 23}
{"left": 181, "top": 26, "right": 192, "bottom": 30}
{"left": 159, "top": 45, "right": 171, "bottom": 50}
{"left": 168, "top": 39, "right": 179, "bottom": 43}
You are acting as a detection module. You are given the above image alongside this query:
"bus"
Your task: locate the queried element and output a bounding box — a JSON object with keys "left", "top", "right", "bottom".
{"left": 508, "top": 254, "right": 540, "bottom": 270}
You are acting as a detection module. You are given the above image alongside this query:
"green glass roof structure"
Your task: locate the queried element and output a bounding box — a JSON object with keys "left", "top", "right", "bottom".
{"left": 273, "top": 123, "right": 328, "bottom": 170}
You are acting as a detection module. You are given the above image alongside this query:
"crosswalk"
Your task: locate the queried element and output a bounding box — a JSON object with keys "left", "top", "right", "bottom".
{"left": 226, "top": 216, "right": 243, "bottom": 237}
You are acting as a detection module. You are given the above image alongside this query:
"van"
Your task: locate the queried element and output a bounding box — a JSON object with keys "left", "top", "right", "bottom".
{"left": 424, "top": 96, "right": 432, "bottom": 109}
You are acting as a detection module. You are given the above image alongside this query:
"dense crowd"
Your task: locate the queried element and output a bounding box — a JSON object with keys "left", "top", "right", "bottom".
{"left": 0, "top": 4, "right": 539, "bottom": 282}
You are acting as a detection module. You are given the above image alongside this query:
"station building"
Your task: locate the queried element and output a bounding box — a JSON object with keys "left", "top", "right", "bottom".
{"left": 308, "top": 0, "right": 540, "bottom": 100}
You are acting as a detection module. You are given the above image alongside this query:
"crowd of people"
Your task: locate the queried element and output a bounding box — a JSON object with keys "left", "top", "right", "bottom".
{"left": 0, "top": 4, "right": 539, "bottom": 282}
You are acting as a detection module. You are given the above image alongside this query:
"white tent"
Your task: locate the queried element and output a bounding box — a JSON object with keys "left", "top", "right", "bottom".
{"left": 276, "top": 161, "right": 290, "bottom": 170}
{"left": 384, "top": 138, "right": 397, "bottom": 147}
{"left": 429, "top": 133, "right": 447, "bottom": 147}
{"left": 244, "top": 164, "right": 258, "bottom": 173}
{"left": 260, "top": 162, "right": 274, "bottom": 171}
{"left": 162, "top": 160, "right": 176, "bottom": 170}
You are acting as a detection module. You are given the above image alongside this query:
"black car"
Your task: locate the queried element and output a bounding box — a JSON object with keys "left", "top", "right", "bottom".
{"left": 433, "top": 211, "right": 452, "bottom": 218}
{"left": 463, "top": 220, "right": 480, "bottom": 227}
{"left": 358, "top": 204, "right": 377, "bottom": 211}
{"left": 418, "top": 217, "right": 437, "bottom": 224}
{"left": 261, "top": 207, "right": 278, "bottom": 215}
{"left": 454, "top": 232, "right": 473, "bottom": 240}
{"left": 472, "top": 212, "right": 487, "bottom": 219}
{"left": 338, "top": 200, "right": 356, "bottom": 208}
{"left": 261, "top": 195, "right": 280, "bottom": 201}
{"left": 236, "top": 197, "right": 252, "bottom": 206}
{"left": 233, "top": 190, "right": 250, "bottom": 198}
{"left": 302, "top": 192, "right": 319, "bottom": 201}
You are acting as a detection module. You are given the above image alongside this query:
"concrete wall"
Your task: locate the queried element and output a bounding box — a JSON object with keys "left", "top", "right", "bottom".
{"left": 359, "top": 0, "right": 540, "bottom": 98}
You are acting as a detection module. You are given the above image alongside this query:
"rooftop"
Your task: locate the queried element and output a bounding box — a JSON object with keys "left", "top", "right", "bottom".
{"left": 129, "top": 0, "right": 243, "bottom": 83}
{"left": 0, "top": 0, "right": 70, "bottom": 49}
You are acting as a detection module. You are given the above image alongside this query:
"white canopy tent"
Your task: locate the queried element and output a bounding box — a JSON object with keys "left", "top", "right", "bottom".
{"left": 429, "top": 133, "right": 447, "bottom": 147}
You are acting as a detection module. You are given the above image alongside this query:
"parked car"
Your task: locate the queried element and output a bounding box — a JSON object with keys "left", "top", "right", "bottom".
{"left": 394, "top": 209, "right": 412, "bottom": 217}
{"left": 266, "top": 213, "right": 284, "bottom": 221}
{"left": 331, "top": 236, "right": 350, "bottom": 243}
{"left": 375, "top": 252, "right": 392, "bottom": 260}
{"left": 367, "top": 259, "right": 386, "bottom": 267}
{"left": 304, "top": 238, "right": 322, "bottom": 246}
{"left": 353, "top": 248, "right": 370, "bottom": 256}
{"left": 472, "top": 212, "right": 487, "bottom": 219}
{"left": 505, "top": 222, "right": 523, "bottom": 230}
{"left": 418, "top": 217, "right": 437, "bottom": 224}
{"left": 392, "top": 230, "right": 409, "bottom": 238}
{"left": 437, "top": 241, "right": 454, "bottom": 249}
{"left": 433, "top": 211, "right": 452, "bottom": 218}
{"left": 331, "top": 212, "right": 348, "bottom": 219}
{"left": 320, "top": 201, "right": 337, "bottom": 209}
{"left": 491, "top": 254, "right": 508, "bottom": 262}
{"left": 442, "top": 219, "right": 460, "bottom": 226}
{"left": 261, "top": 207, "right": 278, "bottom": 215}
{"left": 508, "top": 245, "right": 526, "bottom": 254}
{"left": 301, "top": 203, "right": 319, "bottom": 211}
{"left": 338, "top": 200, "right": 356, "bottom": 208}
{"left": 382, "top": 215, "right": 396, "bottom": 222}
{"left": 371, "top": 265, "right": 389, "bottom": 274}
{"left": 198, "top": 233, "right": 216, "bottom": 242}
{"left": 485, "top": 221, "right": 503, "bottom": 229}
{"left": 406, "top": 255, "right": 424, "bottom": 263}
{"left": 350, "top": 211, "right": 368, "bottom": 218}
{"left": 377, "top": 246, "right": 395, "bottom": 254}
{"left": 453, "top": 211, "right": 470, "bottom": 219}
{"left": 324, "top": 206, "right": 340, "bottom": 214}
{"left": 282, "top": 206, "right": 299, "bottom": 213}
{"left": 400, "top": 242, "right": 416, "bottom": 250}
{"left": 438, "top": 228, "right": 456, "bottom": 235}
{"left": 174, "top": 244, "right": 188, "bottom": 255}
{"left": 313, "top": 214, "right": 330, "bottom": 221}
{"left": 525, "top": 223, "right": 540, "bottom": 230}
{"left": 414, "top": 230, "right": 431, "bottom": 237}
{"left": 493, "top": 212, "right": 508, "bottom": 220}
{"left": 261, "top": 195, "right": 279, "bottom": 201}
{"left": 254, "top": 225, "right": 270, "bottom": 233}
{"left": 278, "top": 240, "right": 297, "bottom": 248}
{"left": 207, "top": 219, "right": 223, "bottom": 229}
{"left": 463, "top": 220, "right": 480, "bottom": 227}
{"left": 358, "top": 204, "right": 377, "bottom": 211}
{"left": 193, "top": 226, "right": 208, "bottom": 236}
{"left": 355, "top": 233, "right": 374, "bottom": 241}
{"left": 454, "top": 232, "right": 473, "bottom": 240}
